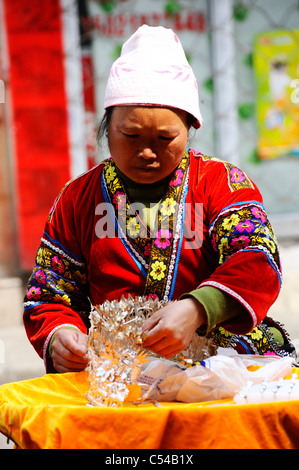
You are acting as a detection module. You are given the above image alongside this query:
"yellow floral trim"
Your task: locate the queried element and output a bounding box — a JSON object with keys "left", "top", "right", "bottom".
{"left": 103, "top": 152, "right": 189, "bottom": 300}
{"left": 160, "top": 197, "right": 177, "bottom": 216}
{"left": 106, "top": 166, "right": 117, "bottom": 184}
{"left": 126, "top": 217, "right": 140, "bottom": 237}
{"left": 150, "top": 260, "right": 167, "bottom": 281}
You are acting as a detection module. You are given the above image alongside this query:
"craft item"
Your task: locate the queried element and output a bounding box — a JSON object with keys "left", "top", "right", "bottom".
{"left": 86, "top": 295, "right": 218, "bottom": 407}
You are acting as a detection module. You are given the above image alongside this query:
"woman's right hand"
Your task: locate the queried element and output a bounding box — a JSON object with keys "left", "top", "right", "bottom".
{"left": 51, "top": 328, "right": 89, "bottom": 373}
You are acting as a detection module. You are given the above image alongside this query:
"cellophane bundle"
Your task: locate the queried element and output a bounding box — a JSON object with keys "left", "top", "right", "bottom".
{"left": 86, "top": 295, "right": 168, "bottom": 407}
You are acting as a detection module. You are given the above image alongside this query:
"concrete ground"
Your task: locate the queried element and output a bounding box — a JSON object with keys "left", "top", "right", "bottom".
{"left": 0, "top": 242, "right": 298, "bottom": 449}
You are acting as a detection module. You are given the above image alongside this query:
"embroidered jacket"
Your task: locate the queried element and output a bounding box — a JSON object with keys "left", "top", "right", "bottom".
{"left": 23, "top": 149, "right": 282, "bottom": 370}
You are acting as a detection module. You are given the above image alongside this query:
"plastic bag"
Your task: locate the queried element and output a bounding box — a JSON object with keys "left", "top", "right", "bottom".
{"left": 234, "top": 375, "right": 299, "bottom": 404}
{"left": 138, "top": 348, "right": 294, "bottom": 403}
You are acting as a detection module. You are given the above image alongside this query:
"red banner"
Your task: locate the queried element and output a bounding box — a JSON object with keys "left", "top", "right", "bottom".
{"left": 4, "top": 0, "right": 71, "bottom": 271}
{"left": 82, "top": 11, "right": 206, "bottom": 37}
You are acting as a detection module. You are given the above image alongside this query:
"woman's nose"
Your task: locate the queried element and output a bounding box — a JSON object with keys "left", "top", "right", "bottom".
{"left": 137, "top": 147, "right": 157, "bottom": 159}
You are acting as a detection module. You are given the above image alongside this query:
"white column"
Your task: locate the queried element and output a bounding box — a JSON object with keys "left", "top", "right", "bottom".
{"left": 209, "top": 0, "right": 239, "bottom": 164}
{"left": 60, "top": 0, "right": 88, "bottom": 177}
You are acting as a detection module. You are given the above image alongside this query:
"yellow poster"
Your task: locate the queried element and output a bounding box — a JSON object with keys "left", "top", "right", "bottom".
{"left": 254, "top": 30, "right": 299, "bottom": 159}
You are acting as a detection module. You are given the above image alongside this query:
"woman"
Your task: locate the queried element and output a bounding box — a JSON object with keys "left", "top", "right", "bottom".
{"left": 23, "top": 25, "right": 292, "bottom": 374}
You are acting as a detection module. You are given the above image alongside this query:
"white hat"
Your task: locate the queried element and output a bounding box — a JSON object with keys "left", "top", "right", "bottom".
{"left": 104, "top": 25, "right": 202, "bottom": 128}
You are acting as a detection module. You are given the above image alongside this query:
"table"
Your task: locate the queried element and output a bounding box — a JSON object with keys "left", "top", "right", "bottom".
{"left": 0, "top": 370, "right": 299, "bottom": 449}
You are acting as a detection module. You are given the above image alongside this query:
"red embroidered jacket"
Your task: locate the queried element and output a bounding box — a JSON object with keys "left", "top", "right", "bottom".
{"left": 23, "top": 149, "right": 282, "bottom": 371}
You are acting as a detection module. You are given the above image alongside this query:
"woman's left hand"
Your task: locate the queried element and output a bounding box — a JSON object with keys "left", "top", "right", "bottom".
{"left": 141, "top": 298, "right": 207, "bottom": 358}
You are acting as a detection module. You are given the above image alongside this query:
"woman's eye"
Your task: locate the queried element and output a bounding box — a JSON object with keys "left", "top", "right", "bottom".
{"left": 123, "top": 133, "right": 139, "bottom": 138}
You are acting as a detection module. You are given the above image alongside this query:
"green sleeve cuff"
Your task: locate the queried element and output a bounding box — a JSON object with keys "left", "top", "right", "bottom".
{"left": 48, "top": 326, "right": 80, "bottom": 357}
{"left": 181, "top": 286, "right": 245, "bottom": 334}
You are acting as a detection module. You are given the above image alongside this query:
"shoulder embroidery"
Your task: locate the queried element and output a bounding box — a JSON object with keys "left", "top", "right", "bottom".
{"left": 224, "top": 162, "right": 254, "bottom": 192}
{"left": 190, "top": 149, "right": 254, "bottom": 192}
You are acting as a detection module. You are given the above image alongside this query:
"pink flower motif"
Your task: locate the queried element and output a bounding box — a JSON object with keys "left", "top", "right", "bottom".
{"left": 113, "top": 191, "right": 126, "bottom": 210}
{"left": 51, "top": 256, "right": 65, "bottom": 274}
{"left": 154, "top": 65, "right": 191, "bottom": 82}
{"left": 27, "top": 286, "right": 41, "bottom": 300}
{"left": 231, "top": 235, "right": 250, "bottom": 250}
{"left": 236, "top": 220, "right": 254, "bottom": 233}
{"left": 230, "top": 168, "right": 245, "bottom": 183}
{"left": 111, "top": 61, "right": 134, "bottom": 78}
{"left": 154, "top": 229, "right": 172, "bottom": 249}
{"left": 211, "top": 234, "right": 217, "bottom": 252}
{"left": 144, "top": 243, "right": 152, "bottom": 257}
{"left": 170, "top": 169, "right": 183, "bottom": 187}
{"left": 251, "top": 207, "right": 266, "bottom": 223}
{"left": 147, "top": 293, "right": 159, "bottom": 301}
{"left": 35, "top": 270, "right": 46, "bottom": 285}
{"left": 263, "top": 351, "right": 279, "bottom": 356}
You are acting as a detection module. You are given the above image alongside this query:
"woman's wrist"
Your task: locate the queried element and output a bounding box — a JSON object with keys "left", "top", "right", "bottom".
{"left": 181, "top": 297, "right": 208, "bottom": 333}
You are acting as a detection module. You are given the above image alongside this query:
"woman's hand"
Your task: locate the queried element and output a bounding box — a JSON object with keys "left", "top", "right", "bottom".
{"left": 51, "top": 329, "right": 89, "bottom": 373}
{"left": 141, "top": 298, "right": 207, "bottom": 358}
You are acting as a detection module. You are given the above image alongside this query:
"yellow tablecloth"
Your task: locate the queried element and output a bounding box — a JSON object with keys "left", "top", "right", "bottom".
{"left": 0, "top": 370, "right": 299, "bottom": 449}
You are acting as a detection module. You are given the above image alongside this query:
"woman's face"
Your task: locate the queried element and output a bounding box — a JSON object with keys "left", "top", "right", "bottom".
{"left": 107, "top": 106, "right": 190, "bottom": 184}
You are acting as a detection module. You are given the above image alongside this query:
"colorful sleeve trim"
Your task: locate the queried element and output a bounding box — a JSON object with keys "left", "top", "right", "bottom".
{"left": 199, "top": 280, "right": 258, "bottom": 327}
{"left": 209, "top": 201, "right": 266, "bottom": 234}
{"left": 41, "top": 232, "right": 85, "bottom": 266}
{"left": 43, "top": 323, "right": 80, "bottom": 368}
{"left": 24, "top": 235, "right": 90, "bottom": 314}
{"left": 209, "top": 202, "right": 282, "bottom": 283}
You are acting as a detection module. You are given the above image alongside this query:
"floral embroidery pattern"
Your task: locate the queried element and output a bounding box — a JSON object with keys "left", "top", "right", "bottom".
{"left": 225, "top": 162, "right": 254, "bottom": 191}
{"left": 230, "top": 167, "right": 245, "bottom": 183}
{"left": 27, "top": 286, "right": 42, "bottom": 300}
{"left": 113, "top": 191, "right": 126, "bottom": 209}
{"left": 169, "top": 169, "right": 184, "bottom": 187}
{"left": 150, "top": 261, "right": 167, "bottom": 281}
{"left": 126, "top": 217, "right": 140, "bottom": 238}
{"left": 154, "top": 229, "right": 172, "bottom": 249}
{"left": 106, "top": 165, "right": 117, "bottom": 183}
{"left": 191, "top": 151, "right": 254, "bottom": 192}
{"left": 24, "top": 242, "right": 90, "bottom": 314}
{"left": 211, "top": 318, "right": 291, "bottom": 357}
{"left": 160, "top": 197, "right": 177, "bottom": 216}
{"left": 102, "top": 152, "right": 189, "bottom": 300}
{"left": 211, "top": 203, "right": 281, "bottom": 277}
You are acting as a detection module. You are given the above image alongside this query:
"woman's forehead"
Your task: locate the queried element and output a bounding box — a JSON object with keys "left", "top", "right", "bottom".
{"left": 111, "top": 105, "right": 188, "bottom": 126}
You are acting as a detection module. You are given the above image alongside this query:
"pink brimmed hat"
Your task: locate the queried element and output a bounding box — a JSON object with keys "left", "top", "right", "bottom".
{"left": 104, "top": 25, "right": 202, "bottom": 129}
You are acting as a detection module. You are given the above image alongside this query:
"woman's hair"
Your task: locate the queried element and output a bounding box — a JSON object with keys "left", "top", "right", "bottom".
{"left": 96, "top": 106, "right": 114, "bottom": 146}
{"left": 96, "top": 106, "right": 196, "bottom": 147}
